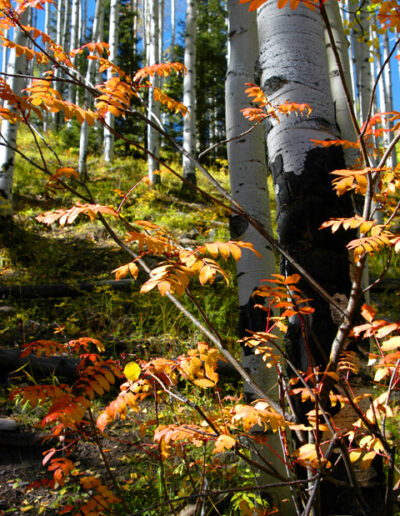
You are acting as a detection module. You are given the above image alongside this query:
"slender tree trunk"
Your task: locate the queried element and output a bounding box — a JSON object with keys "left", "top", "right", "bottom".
{"left": 226, "top": 2, "right": 294, "bottom": 512}
{"left": 103, "top": 0, "right": 119, "bottom": 163}
{"left": 170, "top": 0, "right": 175, "bottom": 61}
{"left": 182, "top": 0, "right": 197, "bottom": 190}
{"left": 53, "top": 0, "right": 65, "bottom": 129}
{"left": 43, "top": 2, "right": 52, "bottom": 131}
{"left": 63, "top": 0, "right": 71, "bottom": 51}
{"left": 0, "top": 9, "right": 29, "bottom": 213}
{"left": 381, "top": 32, "right": 397, "bottom": 167}
{"left": 68, "top": 0, "right": 80, "bottom": 109}
{"left": 352, "top": 5, "right": 372, "bottom": 122}
{"left": 78, "top": 0, "right": 103, "bottom": 177}
{"left": 324, "top": 0, "right": 358, "bottom": 166}
{"left": 147, "top": 0, "right": 160, "bottom": 184}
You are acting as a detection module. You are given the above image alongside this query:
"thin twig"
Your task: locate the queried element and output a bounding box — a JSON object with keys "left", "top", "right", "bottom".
{"left": 87, "top": 407, "right": 130, "bottom": 513}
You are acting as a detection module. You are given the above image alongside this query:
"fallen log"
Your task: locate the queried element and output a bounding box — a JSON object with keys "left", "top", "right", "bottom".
{"left": 0, "top": 347, "right": 240, "bottom": 383}
{"left": 0, "top": 348, "right": 78, "bottom": 380}
{"left": 0, "top": 279, "right": 135, "bottom": 300}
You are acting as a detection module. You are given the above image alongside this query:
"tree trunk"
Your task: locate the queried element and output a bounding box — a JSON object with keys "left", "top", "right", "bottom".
{"left": 147, "top": 0, "right": 161, "bottom": 184}
{"left": 324, "top": 0, "right": 358, "bottom": 167}
{"left": 0, "top": 9, "right": 29, "bottom": 214}
{"left": 170, "top": 0, "right": 176, "bottom": 61}
{"left": 381, "top": 32, "right": 397, "bottom": 168}
{"left": 226, "top": 2, "right": 294, "bottom": 512}
{"left": 256, "top": 4, "right": 384, "bottom": 514}
{"left": 53, "top": 0, "right": 66, "bottom": 129}
{"left": 103, "top": 0, "right": 119, "bottom": 163}
{"left": 182, "top": 0, "right": 197, "bottom": 190}
{"left": 78, "top": 0, "right": 104, "bottom": 178}
{"left": 351, "top": 5, "right": 371, "bottom": 122}
{"left": 68, "top": 0, "right": 80, "bottom": 106}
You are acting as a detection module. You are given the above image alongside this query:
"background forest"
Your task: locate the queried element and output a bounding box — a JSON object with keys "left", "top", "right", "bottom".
{"left": 0, "top": 0, "right": 400, "bottom": 515}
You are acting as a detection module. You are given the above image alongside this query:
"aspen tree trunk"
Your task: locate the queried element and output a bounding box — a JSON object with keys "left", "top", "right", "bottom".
{"left": 352, "top": 6, "right": 372, "bottom": 122}
{"left": 132, "top": 0, "right": 138, "bottom": 62}
{"left": 255, "top": 4, "right": 385, "bottom": 514}
{"left": 0, "top": 9, "right": 29, "bottom": 213}
{"left": 182, "top": 0, "right": 197, "bottom": 189}
{"left": 142, "top": 0, "right": 150, "bottom": 66}
{"left": 324, "top": 0, "right": 358, "bottom": 166}
{"left": 170, "top": 0, "right": 175, "bottom": 60}
{"left": 63, "top": 0, "right": 71, "bottom": 51}
{"left": 68, "top": 0, "right": 80, "bottom": 106}
{"left": 226, "top": 2, "right": 294, "bottom": 513}
{"left": 147, "top": 0, "right": 161, "bottom": 184}
{"left": 381, "top": 32, "right": 397, "bottom": 167}
{"left": 103, "top": 0, "right": 119, "bottom": 163}
{"left": 78, "top": 0, "right": 103, "bottom": 177}
{"left": 53, "top": 0, "right": 65, "bottom": 129}
{"left": 158, "top": 0, "right": 164, "bottom": 64}
{"left": 43, "top": 2, "right": 51, "bottom": 131}
{"left": 342, "top": 0, "right": 357, "bottom": 118}
{"left": 81, "top": 0, "right": 87, "bottom": 44}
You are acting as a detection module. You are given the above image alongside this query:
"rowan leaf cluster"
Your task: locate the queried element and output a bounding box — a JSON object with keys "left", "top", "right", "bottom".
{"left": 1, "top": 0, "right": 400, "bottom": 513}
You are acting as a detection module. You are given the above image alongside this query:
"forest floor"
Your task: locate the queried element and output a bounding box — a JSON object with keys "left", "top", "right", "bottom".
{"left": 0, "top": 135, "right": 242, "bottom": 514}
{"left": 0, "top": 128, "right": 399, "bottom": 514}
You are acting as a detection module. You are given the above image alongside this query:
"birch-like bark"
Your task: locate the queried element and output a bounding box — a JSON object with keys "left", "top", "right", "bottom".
{"left": 257, "top": 1, "right": 353, "bottom": 370}
{"left": 63, "top": 0, "right": 71, "bottom": 53}
{"left": 257, "top": 3, "right": 385, "bottom": 512}
{"left": 147, "top": 0, "right": 160, "bottom": 183}
{"left": 352, "top": 6, "right": 372, "bottom": 122}
{"left": 1, "top": 30, "right": 8, "bottom": 107}
{"left": 226, "top": 2, "right": 294, "bottom": 512}
{"left": 324, "top": 0, "right": 358, "bottom": 166}
{"left": 0, "top": 10, "right": 29, "bottom": 213}
{"left": 68, "top": 0, "right": 80, "bottom": 106}
{"left": 381, "top": 32, "right": 397, "bottom": 167}
{"left": 53, "top": 0, "right": 65, "bottom": 129}
{"left": 182, "top": 0, "right": 197, "bottom": 186}
{"left": 103, "top": 0, "right": 119, "bottom": 163}
{"left": 158, "top": 0, "right": 164, "bottom": 64}
{"left": 78, "top": 0, "right": 104, "bottom": 177}
{"left": 43, "top": 2, "right": 51, "bottom": 131}
{"left": 170, "top": 0, "right": 175, "bottom": 60}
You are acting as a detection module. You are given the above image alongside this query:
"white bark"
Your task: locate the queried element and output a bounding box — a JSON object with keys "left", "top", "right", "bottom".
{"left": 43, "top": 2, "right": 51, "bottom": 131}
{"left": 78, "top": 0, "right": 104, "bottom": 177}
{"left": 257, "top": 4, "right": 340, "bottom": 178}
{"left": 103, "top": 0, "right": 119, "bottom": 163}
{"left": 143, "top": 0, "right": 150, "bottom": 65}
{"left": 158, "top": 0, "right": 164, "bottom": 64}
{"left": 170, "top": 0, "right": 175, "bottom": 60}
{"left": 147, "top": 0, "right": 160, "bottom": 183}
{"left": 257, "top": 0, "right": 353, "bottom": 388}
{"left": 182, "top": 0, "right": 197, "bottom": 185}
{"left": 68, "top": 0, "right": 80, "bottom": 105}
{"left": 63, "top": 0, "right": 71, "bottom": 53}
{"left": 381, "top": 32, "right": 397, "bottom": 167}
{"left": 53, "top": 0, "right": 65, "bottom": 128}
{"left": 226, "top": 1, "right": 293, "bottom": 512}
{"left": 324, "top": 0, "right": 358, "bottom": 167}
{"left": 0, "top": 10, "right": 29, "bottom": 213}
{"left": 352, "top": 6, "right": 371, "bottom": 122}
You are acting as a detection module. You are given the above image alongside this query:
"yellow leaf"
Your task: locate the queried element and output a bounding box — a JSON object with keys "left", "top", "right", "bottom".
{"left": 381, "top": 336, "right": 400, "bottom": 352}
{"left": 349, "top": 449, "right": 363, "bottom": 462}
{"left": 124, "top": 362, "right": 141, "bottom": 381}
{"left": 21, "top": 506, "right": 34, "bottom": 513}
{"left": 374, "top": 367, "right": 389, "bottom": 382}
{"left": 192, "top": 378, "right": 216, "bottom": 388}
{"left": 360, "top": 451, "right": 376, "bottom": 469}
{"left": 213, "top": 434, "right": 236, "bottom": 453}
